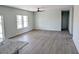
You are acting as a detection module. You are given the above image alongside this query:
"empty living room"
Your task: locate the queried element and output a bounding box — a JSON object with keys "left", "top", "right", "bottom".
{"left": 0, "top": 5, "right": 79, "bottom": 54}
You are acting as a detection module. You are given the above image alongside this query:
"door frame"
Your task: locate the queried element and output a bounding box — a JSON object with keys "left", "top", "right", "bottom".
{"left": 61, "top": 10, "right": 70, "bottom": 31}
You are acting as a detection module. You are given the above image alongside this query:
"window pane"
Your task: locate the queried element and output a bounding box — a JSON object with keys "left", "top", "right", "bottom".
{"left": 17, "top": 21, "right": 22, "bottom": 24}
{"left": 0, "top": 24, "right": 2, "bottom": 33}
{"left": 23, "top": 16, "right": 28, "bottom": 21}
{"left": 17, "top": 15, "right": 22, "bottom": 20}
{"left": 0, "top": 16, "right": 2, "bottom": 23}
{"left": 0, "top": 16, "right": 3, "bottom": 42}
{"left": 23, "top": 16, "right": 28, "bottom": 27}
{"left": 0, "top": 34, "right": 3, "bottom": 38}
{"left": 17, "top": 15, "right": 23, "bottom": 29}
{"left": 24, "top": 22, "right": 28, "bottom": 27}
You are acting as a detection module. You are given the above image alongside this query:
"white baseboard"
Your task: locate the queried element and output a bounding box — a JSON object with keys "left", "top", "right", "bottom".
{"left": 34, "top": 28, "right": 61, "bottom": 31}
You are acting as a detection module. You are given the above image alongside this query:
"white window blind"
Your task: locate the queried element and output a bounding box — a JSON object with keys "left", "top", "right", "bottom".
{"left": 16, "top": 15, "right": 23, "bottom": 29}
{"left": 16, "top": 15, "right": 28, "bottom": 29}
{"left": 0, "top": 16, "right": 3, "bottom": 42}
{"left": 23, "top": 16, "right": 28, "bottom": 27}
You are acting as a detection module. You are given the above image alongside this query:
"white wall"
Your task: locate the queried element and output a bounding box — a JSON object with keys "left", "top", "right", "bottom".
{"left": 73, "top": 6, "right": 79, "bottom": 53}
{"left": 0, "top": 6, "right": 34, "bottom": 39}
{"left": 35, "top": 7, "right": 73, "bottom": 31}
{"left": 35, "top": 9, "right": 61, "bottom": 31}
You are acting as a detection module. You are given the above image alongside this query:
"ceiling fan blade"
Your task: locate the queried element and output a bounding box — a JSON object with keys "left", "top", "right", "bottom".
{"left": 36, "top": 8, "right": 45, "bottom": 12}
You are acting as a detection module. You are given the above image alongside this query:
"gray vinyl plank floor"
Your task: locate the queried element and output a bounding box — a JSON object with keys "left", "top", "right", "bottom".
{"left": 9, "top": 30, "right": 78, "bottom": 54}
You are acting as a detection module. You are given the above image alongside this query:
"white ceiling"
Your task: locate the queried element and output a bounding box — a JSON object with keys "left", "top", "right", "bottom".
{"left": 7, "top": 5, "right": 73, "bottom": 12}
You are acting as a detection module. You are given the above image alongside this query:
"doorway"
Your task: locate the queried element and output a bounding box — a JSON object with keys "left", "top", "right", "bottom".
{"left": 61, "top": 11, "right": 69, "bottom": 31}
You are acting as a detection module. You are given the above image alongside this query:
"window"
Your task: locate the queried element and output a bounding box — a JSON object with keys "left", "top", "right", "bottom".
{"left": 0, "top": 16, "right": 3, "bottom": 42}
{"left": 16, "top": 15, "right": 22, "bottom": 29}
{"left": 16, "top": 15, "right": 28, "bottom": 29}
{"left": 23, "top": 16, "right": 28, "bottom": 27}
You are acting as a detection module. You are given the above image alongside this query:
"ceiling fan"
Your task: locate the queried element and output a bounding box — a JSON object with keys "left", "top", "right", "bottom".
{"left": 36, "top": 8, "right": 44, "bottom": 12}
